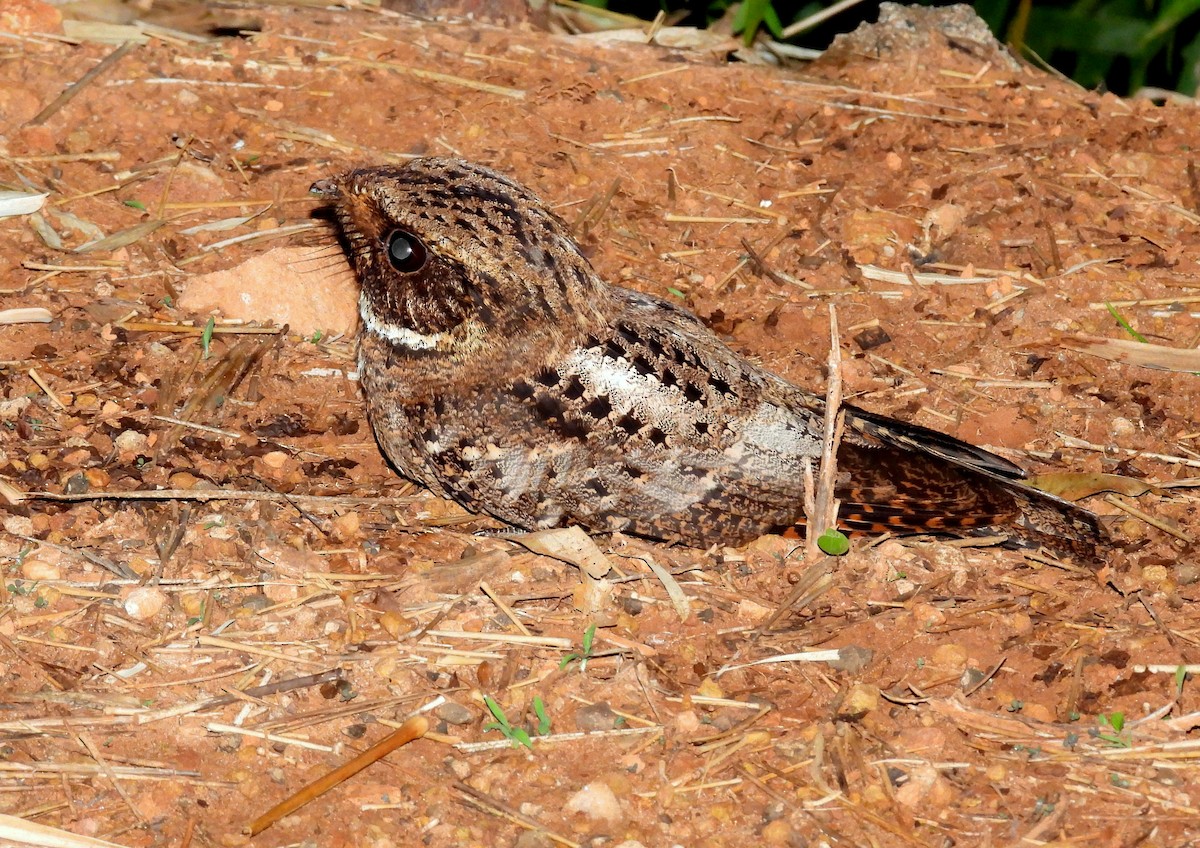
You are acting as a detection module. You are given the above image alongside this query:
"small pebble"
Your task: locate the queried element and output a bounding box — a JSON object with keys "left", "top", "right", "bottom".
{"left": 435, "top": 701, "right": 475, "bottom": 726}
{"left": 513, "top": 832, "right": 552, "bottom": 848}
{"left": 3, "top": 515, "right": 33, "bottom": 536}
{"left": 835, "top": 683, "right": 879, "bottom": 721}
{"left": 1110, "top": 416, "right": 1136, "bottom": 439}
{"left": 21, "top": 557, "right": 60, "bottom": 581}
{"left": 565, "top": 781, "right": 623, "bottom": 825}
{"left": 760, "top": 819, "right": 794, "bottom": 845}
{"left": 574, "top": 701, "right": 618, "bottom": 732}
{"left": 124, "top": 587, "right": 167, "bottom": 620}
{"left": 114, "top": 430, "right": 148, "bottom": 453}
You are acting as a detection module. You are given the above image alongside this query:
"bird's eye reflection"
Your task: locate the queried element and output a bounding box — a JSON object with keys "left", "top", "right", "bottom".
{"left": 385, "top": 229, "right": 427, "bottom": 273}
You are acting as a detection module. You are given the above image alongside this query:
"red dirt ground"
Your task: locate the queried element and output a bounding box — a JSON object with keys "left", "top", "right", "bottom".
{"left": 2, "top": 3, "right": 1200, "bottom": 846}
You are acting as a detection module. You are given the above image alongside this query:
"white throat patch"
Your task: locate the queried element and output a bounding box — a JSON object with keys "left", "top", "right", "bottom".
{"left": 360, "top": 293, "right": 449, "bottom": 351}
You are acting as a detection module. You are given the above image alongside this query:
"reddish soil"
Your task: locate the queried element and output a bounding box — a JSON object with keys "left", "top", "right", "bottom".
{"left": 2, "top": 3, "right": 1200, "bottom": 846}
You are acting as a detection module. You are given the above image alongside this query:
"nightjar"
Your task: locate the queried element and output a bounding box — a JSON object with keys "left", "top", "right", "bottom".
{"left": 312, "top": 158, "right": 1105, "bottom": 559}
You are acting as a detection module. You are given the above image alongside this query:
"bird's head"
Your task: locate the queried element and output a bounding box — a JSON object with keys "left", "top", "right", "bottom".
{"left": 312, "top": 157, "right": 604, "bottom": 352}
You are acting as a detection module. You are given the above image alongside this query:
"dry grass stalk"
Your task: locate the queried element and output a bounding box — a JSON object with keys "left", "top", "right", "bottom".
{"left": 750, "top": 559, "right": 835, "bottom": 638}
{"left": 194, "top": 635, "right": 326, "bottom": 669}
{"left": 204, "top": 723, "right": 334, "bottom": 752}
{"left": 0, "top": 812, "right": 131, "bottom": 847}
{"left": 21, "top": 489, "right": 422, "bottom": 508}
{"left": 323, "top": 55, "right": 526, "bottom": 100}
{"left": 1091, "top": 294, "right": 1200, "bottom": 309}
{"left": 0, "top": 761, "right": 200, "bottom": 780}
{"left": 718, "top": 647, "right": 844, "bottom": 676}
{"left": 76, "top": 732, "right": 144, "bottom": 823}
{"left": 454, "top": 781, "right": 580, "bottom": 848}
{"left": 454, "top": 725, "right": 661, "bottom": 754}
{"left": 28, "top": 40, "right": 138, "bottom": 126}
{"left": 808, "top": 304, "right": 844, "bottom": 554}
{"left": 566, "top": 695, "right": 659, "bottom": 727}
{"left": 1060, "top": 334, "right": 1200, "bottom": 372}
{"left": 156, "top": 336, "right": 276, "bottom": 454}
{"left": 663, "top": 213, "right": 773, "bottom": 225}
{"left": 1105, "top": 493, "right": 1194, "bottom": 542}
{"left": 254, "top": 697, "right": 429, "bottom": 737}
{"left": 570, "top": 178, "right": 621, "bottom": 240}
{"left": 8, "top": 152, "right": 121, "bottom": 163}
{"left": 26, "top": 368, "right": 65, "bottom": 409}
{"left": 0, "top": 307, "right": 52, "bottom": 323}
{"left": 73, "top": 219, "right": 166, "bottom": 253}
{"left": 631, "top": 554, "right": 690, "bottom": 620}
{"left": 422, "top": 630, "right": 573, "bottom": 649}
{"left": 1058, "top": 435, "right": 1200, "bottom": 470}
{"left": 479, "top": 580, "right": 532, "bottom": 637}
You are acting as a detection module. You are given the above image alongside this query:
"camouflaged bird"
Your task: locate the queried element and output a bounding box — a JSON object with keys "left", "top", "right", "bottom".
{"left": 312, "top": 158, "right": 1105, "bottom": 559}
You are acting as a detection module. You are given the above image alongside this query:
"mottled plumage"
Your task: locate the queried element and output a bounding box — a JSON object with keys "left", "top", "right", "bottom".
{"left": 312, "top": 158, "right": 1105, "bottom": 559}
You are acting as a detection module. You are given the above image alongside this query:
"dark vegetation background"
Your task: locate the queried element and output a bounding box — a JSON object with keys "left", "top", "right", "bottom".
{"left": 585, "top": 0, "right": 1200, "bottom": 96}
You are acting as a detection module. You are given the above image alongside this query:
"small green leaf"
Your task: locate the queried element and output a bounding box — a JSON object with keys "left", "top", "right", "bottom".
{"left": 1105, "top": 302, "right": 1148, "bottom": 343}
{"left": 559, "top": 652, "right": 580, "bottom": 670}
{"left": 200, "top": 316, "right": 216, "bottom": 359}
{"left": 533, "top": 696, "right": 550, "bottom": 736}
{"left": 483, "top": 695, "right": 510, "bottom": 730}
{"left": 762, "top": 2, "right": 784, "bottom": 38}
{"left": 1176, "top": 665, "right": 1188, "bottom": 694}
{"left": 511, "top": 727, "right": 533, "bottom": 750}
{"left": 124, "top": 199, "right": 146, "bottom": 210}
{"left": 817, "top": 528, "right": 850, "bottom": 556}
{"left": 666, "top": 287, "right": 686, "bottom": 299}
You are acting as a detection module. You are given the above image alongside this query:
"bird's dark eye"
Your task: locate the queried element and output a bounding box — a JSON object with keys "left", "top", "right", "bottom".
{"left": 385, "top": 229, "right": 427, "bottom": 273}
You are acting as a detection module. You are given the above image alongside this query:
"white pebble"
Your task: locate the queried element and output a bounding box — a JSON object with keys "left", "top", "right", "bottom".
{"left": 21, "top": 557, "right": 60, "bottom": 581}
{"left": 565, "top": 781, "right": 622, "bottom": 824}
{"left": 124, "top": 587, "right": 167, "bottom": 620}
{"left": 115, "top": 430, "right": 149, "bottom": 453}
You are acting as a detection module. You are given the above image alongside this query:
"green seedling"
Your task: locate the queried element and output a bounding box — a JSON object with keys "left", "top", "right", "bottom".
{"left": 483, "top": 695, "right": 532, "bottom": 750}
{"left": 532, "top": 696, "right": 550, "bottom": 736}
{"left": 732, "top": 0, "right": 783, "bottom": 45}
{"left": 1096, "top": 711, "right": 1131, "bottom": 747}
{"left": 200, "top": 316, "right": 215, "bottom": 359}
{"left": 559, "top": 623, "right": 597, "bottom": 672}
